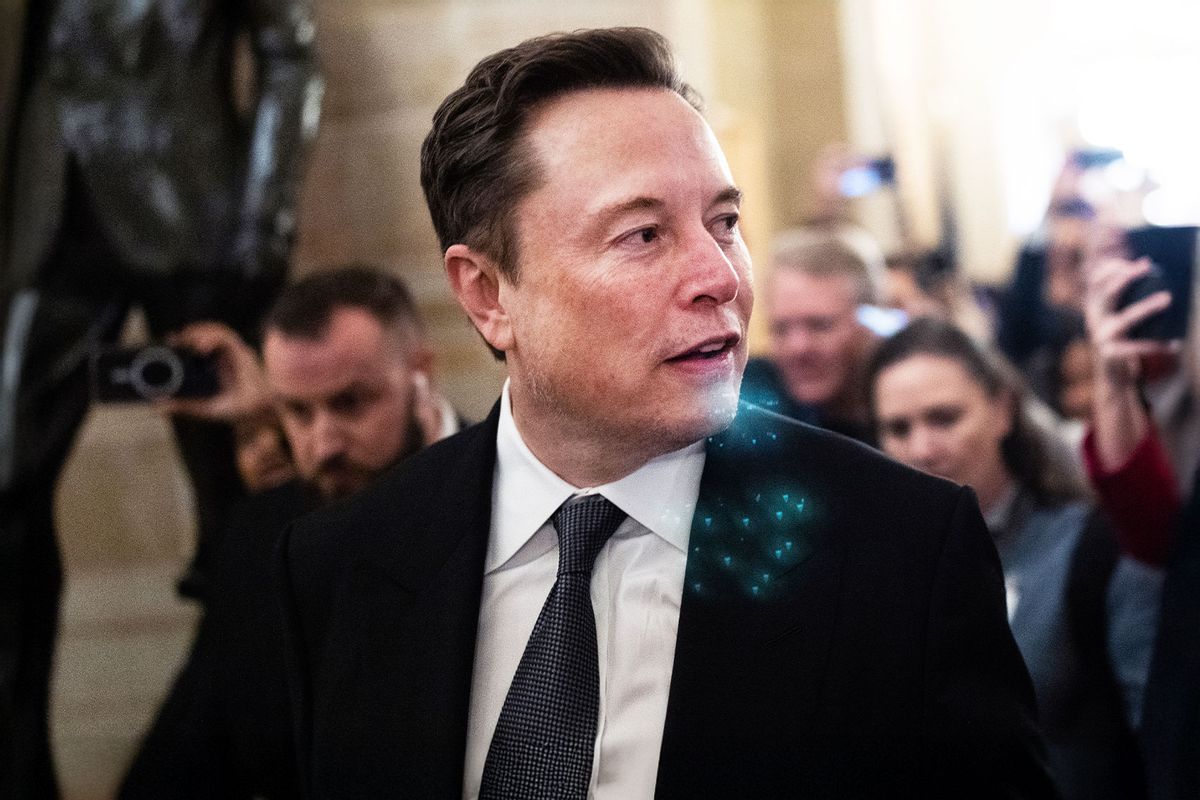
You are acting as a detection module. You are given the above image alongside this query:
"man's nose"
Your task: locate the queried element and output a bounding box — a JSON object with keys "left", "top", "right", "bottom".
{"left": 777, "top": 325, "right": 815, "bottom": 357}
{"left": 683, "top": 230, "right": 741, "bottom": 306}
{"left": 906, "top": 426, "right": 941, "bottom": 470}
{"left": 310, "top": 412, "right": 347, "bottom": 463}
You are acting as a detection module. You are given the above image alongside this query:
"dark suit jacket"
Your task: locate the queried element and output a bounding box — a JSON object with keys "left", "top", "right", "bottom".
{"left": 279, "top": 402, "right": 1056, "bottom": 798}
{"left": 121, "top": 480, "right": 316, "bottom": 800}
{"left": 1140, "top": 471, "right": 1200, "bottom": 800}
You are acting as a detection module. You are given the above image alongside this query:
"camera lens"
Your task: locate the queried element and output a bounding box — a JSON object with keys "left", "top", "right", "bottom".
{"left": 131, "top": 347, "right": 184, "bottom": 399}
{"left": 140, "top": 360, "right": 175, "bottom": 387}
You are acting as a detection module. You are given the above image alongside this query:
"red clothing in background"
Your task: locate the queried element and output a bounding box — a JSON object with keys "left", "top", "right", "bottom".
{"left": 1083, "top": 427, "right": 1182, "bottom": 567}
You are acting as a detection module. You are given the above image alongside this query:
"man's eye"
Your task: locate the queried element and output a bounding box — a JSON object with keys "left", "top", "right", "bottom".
{"left": 926, "top": 408, "right": 963, "bottom": 428}
{"left": 808, "top": 318, "right": 835, "bottom": 334}
{"left": 638, "top": 227, "right": 659, "bottom": 244}
{"left": 708, "top": 213, "right": 740, "bottom": 243}
{"left": 330, "top": 392, "right": 365, "bottom": 415}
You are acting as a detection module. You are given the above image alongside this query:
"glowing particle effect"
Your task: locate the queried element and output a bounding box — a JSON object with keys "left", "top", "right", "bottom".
{"left": 723, "top": 555, "right": 732, "bottom": 567}
{"left": 785, "top": 541, "right": 793, "bottom": 550}
{"left": 741, "top": 517, "right": 750, "bottom": 528}
{"left": 704, "top": 517, "right": 712, "bottom": 527}
{"left": 774, "top": 549, "right": 783, "bottom": 559}
{"left": 751, "top": 585, "right": 760, "bottom": 596}
{"left": 796, "top": 499, "right": 806, "bottom": 512}
{"left": 783, "top": 494, "right": 790, "bottom": 503}
{"left": 775, "top": 511, "right": 783, "bottom": 521}
{"left": 761, "top": 573, "right": 770, "bottom": 582}
{"left": 693, "top": 582, "right": 702, "bottom": 593}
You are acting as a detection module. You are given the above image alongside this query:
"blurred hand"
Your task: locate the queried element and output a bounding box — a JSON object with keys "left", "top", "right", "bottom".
{"left": 1084, "top": 256, "right": 1179, "bottom": 389}
{"left": 234, "top": 411, "right": 298, "bottom": 493}
{"left": 158, "top": 321, "right": 274, "bottom": 422}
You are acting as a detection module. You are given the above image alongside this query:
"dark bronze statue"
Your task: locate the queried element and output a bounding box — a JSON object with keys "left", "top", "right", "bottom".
{"left": 0, "top": 1, "right": 322, "bottom": 796}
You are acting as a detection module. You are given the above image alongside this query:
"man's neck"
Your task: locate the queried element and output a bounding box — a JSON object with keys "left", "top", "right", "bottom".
{"left": 507, "top": 389, "right": 679, "bottom": 489}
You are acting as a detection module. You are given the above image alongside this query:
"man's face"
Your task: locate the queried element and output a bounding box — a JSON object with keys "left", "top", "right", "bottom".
{"left": 263, "top": 308, "right": 420, "bottom": 500}
{"left": 766, "top": 269, "right": 866, "bottom": 407}
{"left": 498, "top": 88, "right": 753, "bottom": 456}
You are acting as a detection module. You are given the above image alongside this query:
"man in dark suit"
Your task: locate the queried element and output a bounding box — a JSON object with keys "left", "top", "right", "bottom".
{"left": 120, "top": 268, "right": 458, "bottom": 799}
{"left": 279, "top": 27, "right": 1055, "bottom": 798}
{"left": 0, "top": 2, "right": 321, "bottom": 795}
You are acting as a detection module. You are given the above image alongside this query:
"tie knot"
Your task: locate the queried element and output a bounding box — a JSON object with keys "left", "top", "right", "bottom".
{"left": 552, "top": 495, "right": 626, "bottom": 576}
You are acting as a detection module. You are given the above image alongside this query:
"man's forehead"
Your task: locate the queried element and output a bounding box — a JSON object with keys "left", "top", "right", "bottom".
{"left": 264, "top": 309, "right": 402, "bottom": 385}
{"left": 767, "top": 269, "right": 860, "bottom": 308}
{"left": 523, "top": 86, "right": 734, "bottom": 204}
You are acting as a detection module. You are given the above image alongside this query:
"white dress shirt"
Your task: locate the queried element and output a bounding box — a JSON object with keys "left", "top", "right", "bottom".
{"left": 462, "top": 383, "right": 705, "bottom": 799}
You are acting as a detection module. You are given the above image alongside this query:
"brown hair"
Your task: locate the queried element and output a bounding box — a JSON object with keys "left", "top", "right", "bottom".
{"left": 419, "top": 27, "right": 699, "bottom": 283}
{"left": 770, "top": 227, "right": 885, "bottom": 305}
{"left": 265, "top": 265, "right": 425, "bottom": 351}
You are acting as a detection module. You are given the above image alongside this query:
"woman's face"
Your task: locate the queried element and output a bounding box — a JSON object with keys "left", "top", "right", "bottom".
{"left": 872, "top": 353, "right": 1012, "bottom": 491}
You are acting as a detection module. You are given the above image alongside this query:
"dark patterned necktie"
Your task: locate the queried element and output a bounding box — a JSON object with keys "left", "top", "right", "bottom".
{"left": 479, "top": 494, "right": 627, "bottom": 800}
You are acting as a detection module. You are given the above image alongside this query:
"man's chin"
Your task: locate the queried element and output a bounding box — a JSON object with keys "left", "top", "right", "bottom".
{"left": 312, "top": 473, "right": 372, "bottom": 502}
{"left": 704, "top": 379, "right": 741, "bottom": 428}
{"left": 664, "top": 379, "right": 742, "bottom": 444}
{"left": 784, "top": 377, "right": 836, "bottom": 407}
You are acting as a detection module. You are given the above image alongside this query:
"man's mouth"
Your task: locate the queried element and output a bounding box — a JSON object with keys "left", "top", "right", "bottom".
{"left": 666, "top": 334, "right": 741, "bottom": 363}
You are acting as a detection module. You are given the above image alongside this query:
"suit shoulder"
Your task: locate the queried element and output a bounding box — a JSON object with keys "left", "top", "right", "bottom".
{"left": 283, "top": 416, "right": 497, "bottom": 572}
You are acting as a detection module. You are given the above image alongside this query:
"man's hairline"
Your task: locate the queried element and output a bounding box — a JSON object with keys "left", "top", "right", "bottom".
{"left": 264, "top": 304, "right": 426, "bottom": 367}
{"left": 453, "top": 84, "right": 707, "bottom": 284}
{"left": 765, "top": 265, "right": 874, "bottom": 312}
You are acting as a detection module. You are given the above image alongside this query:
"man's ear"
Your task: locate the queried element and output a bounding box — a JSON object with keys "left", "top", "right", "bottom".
{"left": 445, "top": 244, "right": 514, "bottom": 354}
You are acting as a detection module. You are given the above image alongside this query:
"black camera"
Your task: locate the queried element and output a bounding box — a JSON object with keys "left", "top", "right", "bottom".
{"left": 91, "top": 344, "right": 220, "bottom": 402}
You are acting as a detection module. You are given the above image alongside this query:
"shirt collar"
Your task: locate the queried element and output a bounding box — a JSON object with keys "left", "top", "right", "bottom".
{"left": 489, "top": 381, "right": 705, "bottom": 573}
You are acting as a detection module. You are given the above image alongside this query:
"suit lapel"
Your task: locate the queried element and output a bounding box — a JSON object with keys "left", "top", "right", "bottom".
{"left": 656, "top": 405, "right": 844, "bottom": 791}
{"left": 326, "top": 404, "right": 500, "bottom": 795}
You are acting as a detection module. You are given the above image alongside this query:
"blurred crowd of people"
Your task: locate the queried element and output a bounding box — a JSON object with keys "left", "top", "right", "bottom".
{"left": 745, "top": 145, "right": 1199, "bottom": 800}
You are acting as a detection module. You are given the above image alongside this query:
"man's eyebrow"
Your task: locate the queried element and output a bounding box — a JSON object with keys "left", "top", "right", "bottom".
{"left": 590, "top": 196, "right": 664, "bottom": 228}
{"left": 713, "top": 186, "right": 744, "bottom": 207}
{"left": 587, "top": 187, "right": 744, "bottom": 234}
